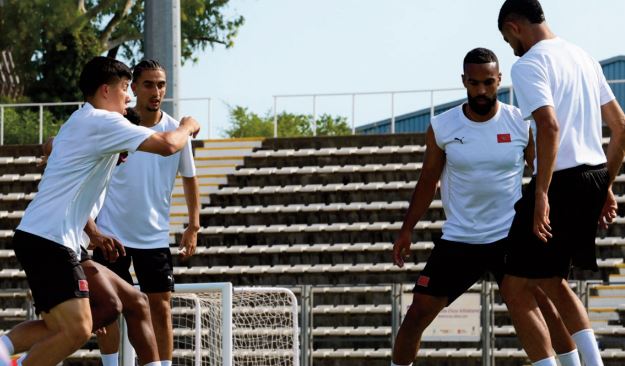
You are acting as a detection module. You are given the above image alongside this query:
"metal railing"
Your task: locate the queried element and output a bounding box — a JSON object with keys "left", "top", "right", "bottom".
{"left": 297, "top": 280, "right": 618, "bottom": 366}
{"left": 272, "top": 79, "right": 625, "bottom": 138}
{"left": 0, "top": 97, "right": 212, "bottom": 145}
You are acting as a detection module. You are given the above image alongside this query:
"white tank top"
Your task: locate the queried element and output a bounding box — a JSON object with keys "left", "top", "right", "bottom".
{"left": 431, "top": 103, "right": 529, "bottom": 244}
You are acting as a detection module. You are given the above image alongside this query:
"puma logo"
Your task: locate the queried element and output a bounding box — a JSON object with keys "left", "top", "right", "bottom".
{"left": 453, "top": 137, "right": 465, "bottom": 144}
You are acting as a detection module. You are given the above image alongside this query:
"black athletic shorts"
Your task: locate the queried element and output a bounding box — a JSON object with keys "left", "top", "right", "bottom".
{"left": 93, "top": 246, "right": 174, "bottom": 293}
{"left": 12, "top": 230, "right": 89, "bottom": 313}
{"left": 506, "top": 164, "right": 609, "bottom": 279}
{"left": 79, "top": 246, "right": 91, "bottom": 262}
{"left": 413, "top": 236, "right": 507, "bottom": 305}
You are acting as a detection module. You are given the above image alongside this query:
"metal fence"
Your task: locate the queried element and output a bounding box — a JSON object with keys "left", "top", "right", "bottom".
{"left": 272, "top": 79, "right": 625, "bottom": 137}
{"left": 0, "top": 97, "right": 212, "bottom": 145}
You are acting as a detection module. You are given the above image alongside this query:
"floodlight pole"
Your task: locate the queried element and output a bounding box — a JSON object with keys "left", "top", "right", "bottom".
{"left": 145, "top": 0, "right": 181, "bottom": 119}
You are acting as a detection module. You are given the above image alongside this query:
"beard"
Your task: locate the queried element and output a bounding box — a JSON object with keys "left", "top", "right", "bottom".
{"left": 467, "top": 93, "right": 497, "bottom": 116}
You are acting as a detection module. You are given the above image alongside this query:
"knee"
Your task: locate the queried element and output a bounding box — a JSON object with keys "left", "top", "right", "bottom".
{"left": 401, "top": 301, "right": 440, "bottom": 334}
{"left": 64, "top": 319, "right": 92, "bottom": 349}
{"left": 148, "top": 294, "right": 171, "bottom": 317}
{"left": 123, "top": 291, "right": 151, "bottom": 317}
{"left": 97, "top": 296, "right": 123, "bottom": 326}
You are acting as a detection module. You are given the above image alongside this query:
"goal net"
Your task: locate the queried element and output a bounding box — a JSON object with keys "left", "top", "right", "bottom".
{"left": 120, "top": 283, "right": 299, "bottom": 366}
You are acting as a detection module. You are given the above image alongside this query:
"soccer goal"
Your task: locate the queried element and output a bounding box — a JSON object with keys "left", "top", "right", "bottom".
{"left": 120, "top": 282, "right": 300, "bottom": 366}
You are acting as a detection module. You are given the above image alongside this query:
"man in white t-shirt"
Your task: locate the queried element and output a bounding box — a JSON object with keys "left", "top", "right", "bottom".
{"left": 391, "top": 48, "right": 580, "bottom": 366}
{"left": 91, "top": 59, "right": 200, "bottom": 366}
{"left": 498, "top": 1, "right": 625, "bottom": 366}
{"left": 3, "top": 56, "right": 200, "bottom": 366}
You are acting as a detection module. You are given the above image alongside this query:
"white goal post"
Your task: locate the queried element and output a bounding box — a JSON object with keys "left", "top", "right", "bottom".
{"left": 120, "top": 282, "right": 300, "bottom": 366}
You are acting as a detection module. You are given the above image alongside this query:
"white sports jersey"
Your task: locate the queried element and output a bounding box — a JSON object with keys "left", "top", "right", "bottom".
{"left": 511, "top": 37, "right": 615, "bottom": 172}
{"left": 96, "top": 111, "right": 196, "bottom": 249}
{"left": 432, "top": 103, "right": 529, "bottom": 244}
{"left": 17, "top": 103, "right": 155, "bottom": 255}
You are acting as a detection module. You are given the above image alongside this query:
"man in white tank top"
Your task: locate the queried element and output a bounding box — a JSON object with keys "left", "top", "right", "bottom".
{"left": 498, "top": 1, "right": 625, "bottom": 365}
{"left": 391, "top": 48, "right": 580, "bottom": 366}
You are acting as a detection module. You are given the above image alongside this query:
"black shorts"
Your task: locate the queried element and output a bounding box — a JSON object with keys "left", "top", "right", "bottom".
{"left": 506, "top": 164, "right": 609, "bottom": 279}
{"left": 79, "top": 246, "right": 91, "bottom": 262}
{"left": 12, "top": 230, "right": 89, "bottom": 314}
{"left": 413, "top": 236, "right": 507, "bottom": 305}
{"left": 92, "top": 246, "right": 174, "bottom": 293}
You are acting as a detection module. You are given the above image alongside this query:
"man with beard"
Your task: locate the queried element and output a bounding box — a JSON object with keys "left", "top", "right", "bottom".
{"left": 391, "top": 48, "right": 581, "bottom": 366}
{"left": 496, "top": 1, "right": 625, "bottom": 365}
{"left": 91, "top": 59, "right": 200, "bottom": 366}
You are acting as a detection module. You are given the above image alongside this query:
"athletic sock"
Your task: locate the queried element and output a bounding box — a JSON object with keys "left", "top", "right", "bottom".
{"left": 160, "top": 361, "right": 172, "bottom": 366}
{"left": 532, "top": 356, "right": 557, "bottom": 366}
{"left": 101, "top": 352, "right": 119, "bottom": 366}
{"left": 557, "top": 349, "right": 581, "bottom": 366}
{"left": 144, "top": 362, "right": 161, "bottom": 366}
{"left": 572, "top": 329, "right": 604, "bottom": 366}
{"left": 0, "top": 335, "right": 14, "bottom": 355}
{"left": 390, "top": 362, "right": 412, "bottom": 366}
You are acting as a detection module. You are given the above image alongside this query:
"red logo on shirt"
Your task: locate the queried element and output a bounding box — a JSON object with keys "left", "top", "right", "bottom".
{"left": 78, "top": 280, "right": 89, "bottom": 292}
{"left": 497, "top": 133, "right": 511, "bottom": 143}
{"left": 417, "top": 275, "right": 430, "bottom": 287}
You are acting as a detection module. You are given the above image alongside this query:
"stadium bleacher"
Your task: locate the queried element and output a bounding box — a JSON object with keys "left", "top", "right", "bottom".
{"left": 0, "top": 133, "right": 624, "bottom": 365}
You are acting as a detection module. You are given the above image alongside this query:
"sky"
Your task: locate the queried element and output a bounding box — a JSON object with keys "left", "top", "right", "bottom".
{"left": 178, "top": 0, "right": 625, "bottom": 139}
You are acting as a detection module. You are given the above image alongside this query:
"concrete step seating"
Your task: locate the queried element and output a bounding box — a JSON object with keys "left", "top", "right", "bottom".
{"left": 0, "top": 156, "right": 40, "bottom": 165}
{"left": 249, "top": 145, "right": 426, "bottom": 158}
{"left": 167, "top": 137, "right": 263, "bottom": 223}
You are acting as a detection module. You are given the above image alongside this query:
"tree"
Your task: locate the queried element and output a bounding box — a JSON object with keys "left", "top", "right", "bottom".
{"left": 224, "top": 106, "right": 352, "bottom": 138}
{"left": 0, "top": 0, "right": 244, "bottom": 102}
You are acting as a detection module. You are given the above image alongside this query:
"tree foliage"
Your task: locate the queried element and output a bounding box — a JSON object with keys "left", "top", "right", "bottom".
{"left": 0, "top": 0, "right": 244, "bottom": 102}
{"left": 225, "top": 106, "right": 352, "bottom": 138}
{"left": 2, "top": 107, "right": 66, "bottom": 145}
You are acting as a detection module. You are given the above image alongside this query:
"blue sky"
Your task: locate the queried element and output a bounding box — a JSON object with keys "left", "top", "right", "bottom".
{"left": 179, "top": 0, "right": 625, "bottom": 139}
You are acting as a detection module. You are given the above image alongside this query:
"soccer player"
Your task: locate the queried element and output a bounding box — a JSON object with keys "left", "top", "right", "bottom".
{"left": 92, "top": 59, "right": 200, "bottom": 366}
{"left": 2, "top": 56, "right": 200, "bottom": 366}
{"left": 497, "top": 1, "right": 625, "bottom": 366}
{"left": 391, "top": 48, "right": 581, "bottom": 366}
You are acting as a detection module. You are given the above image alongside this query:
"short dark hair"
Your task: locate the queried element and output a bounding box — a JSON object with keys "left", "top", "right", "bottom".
{"left": 498, "top": 0, "right": 545, "bottom": 31}
{"left": 79, "top": 56, "right": 132, "bottom": 99}
{"left": 463, "top": 48, "right": 499, "bottom": 67}
{"left": 132, "top": 59, "right": 165, "bottom": 82}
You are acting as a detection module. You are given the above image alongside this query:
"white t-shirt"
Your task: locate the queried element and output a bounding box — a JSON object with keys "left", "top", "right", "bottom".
{"left": 17, "top": 103, "right": 155, "bottom": 255}
{"left": 511, "top": 37, "right": 615, "bottom": 172}
{"left": 432, "top": 103, "right": 529, "bottom": 244}
{"left": 96, "top": 111, "right": 196, "bottom": 249}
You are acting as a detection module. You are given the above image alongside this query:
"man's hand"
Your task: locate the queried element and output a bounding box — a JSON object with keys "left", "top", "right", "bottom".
{"left": 392, "top": 231, "right": 412, "bottom": 268}
{"left": 599, "top": 188, "right": 618, "bottom": 230}
{"left": 179, "top": 225, "right": 198, "bottom": 260}
{"left": 36, "top": 155, "right": 48, "bottom": 168}
{"left": 88, "top": 232, "right": 125, "bottom": 262}
{"left": 180, "top": 116, "right": 201, "bottom": 138}
{"left": 533, "top": 193, "right": 552, "bottom": 243}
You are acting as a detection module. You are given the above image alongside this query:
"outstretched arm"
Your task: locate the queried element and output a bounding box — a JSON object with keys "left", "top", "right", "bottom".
{"left": 393, "top": 126, "right": 445, "bottom": 267}
{"left": 137, "top": 116, "right": 200, "bottom": 156}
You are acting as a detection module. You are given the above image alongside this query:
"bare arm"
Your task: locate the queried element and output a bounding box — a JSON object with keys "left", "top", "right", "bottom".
{"left": 598, "top": 100, "right": 625, "bottom": 229}
{"left": 602, "top": 100, "right": 625, "bottom": 183}
{"left": 393, "top": 126, "right": 445, "bottom": 267}
{"left": 531, "top": 106, "right": 560, "bottom": 242}
{"left": 179, "top": 176, "right": 200, "bottom": 259}
{"left": 84, "top": 218, "right": 125, "bottom": 262}
{"left": 524, "top": 127, "right": 535, "bottom": 172}
{"left": 137, "top": 116, "right": 200, "bottom": 156}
